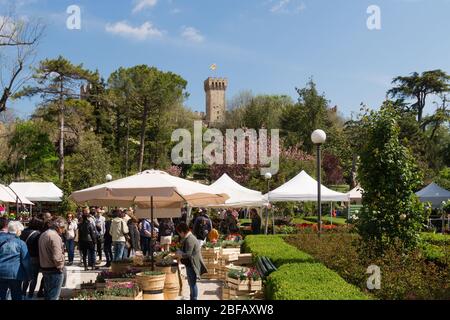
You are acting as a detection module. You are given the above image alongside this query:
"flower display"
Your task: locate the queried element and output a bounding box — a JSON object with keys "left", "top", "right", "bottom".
{"left": 246, "top": 268, "right": 261, "bottom": 281}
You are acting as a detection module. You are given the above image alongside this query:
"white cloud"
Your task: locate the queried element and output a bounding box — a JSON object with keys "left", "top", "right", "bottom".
{"left": 270, "top": 0, "right": 306, "bottom": 14}
{"left": 132, "top": 0, "right": 158, "bottom": 13}
{"left": 270, "top": 0, "right": 290, "bottom": 13}
{"left": 181, "top": 26, "right": 204, "bottom": 43}
{"left": 105, "top": 21, "right": 163, "bottom": 40}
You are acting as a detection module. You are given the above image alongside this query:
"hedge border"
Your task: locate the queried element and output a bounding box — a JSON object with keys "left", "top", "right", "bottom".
{"left": 244, "top": 235, "right": 371, "bottom": 300}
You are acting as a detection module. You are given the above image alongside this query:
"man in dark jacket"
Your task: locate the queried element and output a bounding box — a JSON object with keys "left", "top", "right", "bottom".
{"left": 78, "top": 213, "right": 98, "bottom": 271}
{"left": 175, "top": 223, "right": 207, "bottom": 300}
{"left": 103, "top": 215, "right": 113, "bottom": 267}
{"left": 0, "top": 217, "right": 31, "bottom": 300}
{"left": 192, "top": 210, "right": 212, "bottom": 247}
{"left": 250, "top": 208, "right": 262, "bottom": 235}
{"left": 20, "top": 217, "right": 44, "bottom": 298}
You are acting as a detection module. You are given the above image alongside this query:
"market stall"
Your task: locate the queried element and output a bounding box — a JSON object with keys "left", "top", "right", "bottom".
{"left": 9, "top": 182, "right": 62, "bottom": 213}
{"left": 208, "top": 173, "right": 264, "bottom": 208}
{"left": 416, "top": 182, "right": 450, "bottom": 208}
{"left": 0, "top": 184, "right": 34, "bottom": 218}
{"left": 70, "top": 169, "right": 229, "bottom": 300}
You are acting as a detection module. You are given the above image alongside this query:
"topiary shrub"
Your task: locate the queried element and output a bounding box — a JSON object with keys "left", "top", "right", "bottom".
{"left": 357, "top": 104, "right": 425, "bottom": 254}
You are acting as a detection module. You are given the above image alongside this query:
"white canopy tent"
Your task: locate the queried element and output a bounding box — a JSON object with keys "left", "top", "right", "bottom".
{"left": 267, "top": 170, "right": 349, "bottom": 202}
{"left": 9, "top": 182, "right": 63, "bottom": 202}
{"left": 347, "top": 186, "right": 363, "bottom": 203}
{"left": 70, "top": 170, "right": 229, "bottom": 219}
{"left": 207, "top": 173, "right": 264, "bottom": 208}
{"left": 416, "top": 183, "right": 450, "bottom": 208}
{"left": 0, "top": 184, "right": 34, "bottom": 205}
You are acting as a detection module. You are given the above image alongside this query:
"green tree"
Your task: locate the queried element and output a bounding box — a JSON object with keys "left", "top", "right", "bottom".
{"left": 357, "top": 103, "right": 425, "bottom": 254}
{"left": 65, "top": 132, "right": 111, "bottom": 191}
{"left": 14, "top": 56, "right": 96, "bottom": 182}
{"left": 8, "top": 120, "right": 58, "bottom": 181}
{"left": 280, "top": 79, "right": 331, "bottom": 153}
{"left": 435, "top": 167, "right": 450, "bottom": 190}
{"left": 387, "top": 70, "right": 450, "bottom": 125}
{"left": 242, "top": 95, "right": 292, "bottom": 130}
{"left": 107, "top": 65, "right": 188, "bottom": 172}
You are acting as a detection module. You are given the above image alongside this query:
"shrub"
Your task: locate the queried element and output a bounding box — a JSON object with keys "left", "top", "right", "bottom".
{"left": 266, "top": 263, "right": 370, "bottom": 300}
{"left": 244, "top": 235, "right": 370, "bottom": 300}
{"left": 357, "top": 105, "right": 425, "bottom": 254}
{"left": 243, "top": 235, "right": 314, "bottom": 266}
{"left": 420, "top": 243, "right": 449, "bottom": 265}
{"left": 286, "top": 234, "right": 450, "bottom": 300}
{"left": 421, "top": 232, "right": 450, "bottom": 246}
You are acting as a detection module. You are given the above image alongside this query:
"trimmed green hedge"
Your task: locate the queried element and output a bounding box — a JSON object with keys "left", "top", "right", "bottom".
{"left": 266, "top": 263, "right": 370, "bottom": 300}
{"left": 421, "top": 232, "right": 450, "bottom": 246}
{"left": 243, "top": 235, "right": 314, "bottom": 266}
{"left": 244, "top": 235, "right": 371, "bottom": 300}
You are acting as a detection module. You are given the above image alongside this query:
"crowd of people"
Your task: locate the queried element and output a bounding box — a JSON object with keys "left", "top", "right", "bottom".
{"left": 0, "top": 206, "right": 262, "bottom": 301}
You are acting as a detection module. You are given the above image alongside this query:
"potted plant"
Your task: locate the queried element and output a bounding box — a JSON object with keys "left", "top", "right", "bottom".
{"left": 72, "top": 290, "right": 104, "bottom": 300}
{"left": 103, "top": 281, "right": 142, "bottom": 300}
{"left": 247, "top": 268, "right": 262, "bottom": 291}
{"left": 136, "top": 271, "right": 166, "bottom": 293}
{"left": 110, "top": 258, "right": 133, "bottom": 273}
{"left": 227, "top": 269, "right": 249, "bottom": 291}
{"left": 96, "top": 269, "right": 139, "bottom": 289}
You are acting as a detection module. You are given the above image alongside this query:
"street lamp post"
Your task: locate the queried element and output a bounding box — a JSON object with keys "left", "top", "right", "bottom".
{"left": 22, "top": 155, "right": 27, "bottom": 182}
{"left": 105, "top": 174, "right": 112, "bottom": 214}
{"left": 311, "top": 129, "right": 327, "bottom": 237}
{"left": 264, "top": 172, "right": 272, "bottom": 235}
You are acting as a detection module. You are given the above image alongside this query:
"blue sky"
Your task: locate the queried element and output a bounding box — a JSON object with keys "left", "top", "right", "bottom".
{"left": 3, "top": 0, "right": 450, "bottom": 119}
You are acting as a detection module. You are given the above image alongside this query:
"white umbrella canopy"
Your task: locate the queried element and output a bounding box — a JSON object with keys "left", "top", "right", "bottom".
{"left": 267, "top": 170, "right": 349, "bottom": 202}
{"left": 70, "top": 170, "right": 229, "bottom": 215}
{"left": 207, "top": 173, "right": 264, "bottom": 208}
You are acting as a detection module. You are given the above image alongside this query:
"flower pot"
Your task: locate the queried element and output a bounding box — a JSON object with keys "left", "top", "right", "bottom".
{"left": 156, "top": 264, "right": 180, "bottom": 290}
{"left": 136, "top": 272, "right": 166, "bottom": 292}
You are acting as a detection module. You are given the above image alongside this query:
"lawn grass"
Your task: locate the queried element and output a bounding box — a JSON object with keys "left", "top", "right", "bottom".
{"left": 292, "top": 218, "right": 314, "bottom": 224}
{"left": 303, "top": 215, "right": 348, "bottom": 225}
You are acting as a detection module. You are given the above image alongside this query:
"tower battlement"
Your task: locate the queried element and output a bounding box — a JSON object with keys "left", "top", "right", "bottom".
{"left": 204, "top": 77, "right": 228, "bottom": 91}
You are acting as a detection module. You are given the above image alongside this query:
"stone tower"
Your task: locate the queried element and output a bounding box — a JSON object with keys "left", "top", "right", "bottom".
{"left": 204, "top": 77, "right": 228, "bottom": 124}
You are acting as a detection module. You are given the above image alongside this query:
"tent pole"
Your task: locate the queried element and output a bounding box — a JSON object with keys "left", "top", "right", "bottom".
{"left": 265, "top": 206, "right": 269, "bottom": 235}
{"left": 151, "top": 196, "right": 154, "bottom": 271}
{"left": 330, "top": 202, "right": 333, "bottom": 226}
{"left": 272, "top": 209, "right": 275, "bottom": 235}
